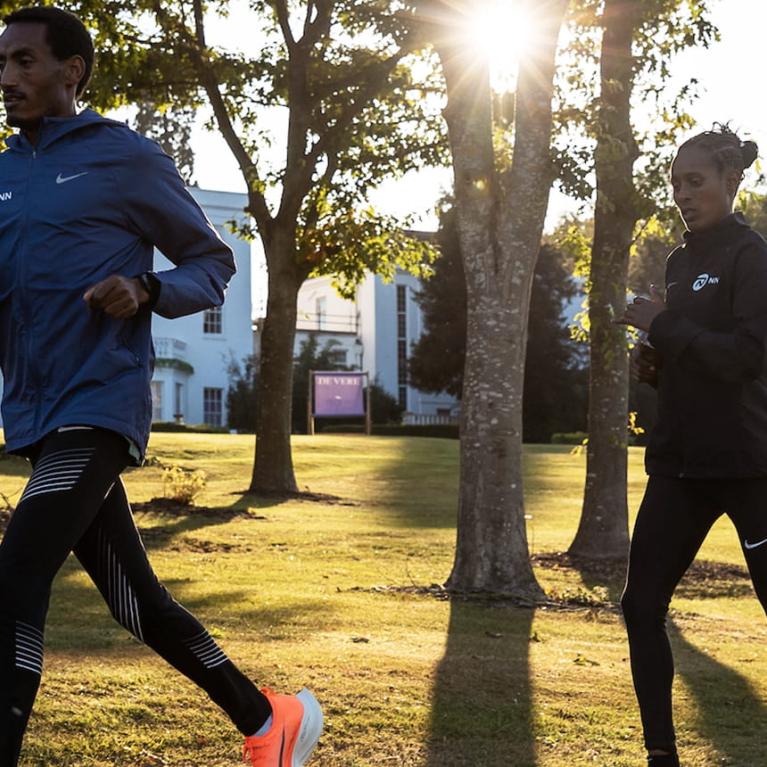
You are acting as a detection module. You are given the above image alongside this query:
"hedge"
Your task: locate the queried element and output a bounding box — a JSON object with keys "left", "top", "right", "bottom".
{"left": 319, "top": 423, "right": 459, "bottom": 439}
{"left": 150, "top": 422, "right": 230, "bottom": 434}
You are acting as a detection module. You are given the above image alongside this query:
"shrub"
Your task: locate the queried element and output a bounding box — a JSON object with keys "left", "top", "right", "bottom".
{"left": 226, "top": 353, "right": 258, "bottom": 432}
{"left": 551, "top": 431, "right": 589, "bottom": 445}
{"left": 162, "top": 465, "right": 207, "bottom": 505}
{"left": 369, "top": 384, "right": 404, "bottom": 425}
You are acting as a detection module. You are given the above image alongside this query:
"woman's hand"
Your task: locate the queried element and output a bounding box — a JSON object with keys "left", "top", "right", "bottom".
{"left": 631, "top": 343, "right": 661, "bottom": 388}
{"left": 617, "top": 285, "right": 665, "bottom": 332}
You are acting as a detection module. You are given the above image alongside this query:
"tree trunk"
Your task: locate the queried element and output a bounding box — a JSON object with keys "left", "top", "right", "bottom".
{"left": 569, "top": 0, "right": 640, "bottom": 559}
{"left": 431, "top": 0, "right": 567, "bottom": 598}
{"left": 448, "top": 294, "right": 542, "bottom": 598}
{"left": 250, "top": 231, "right": 300, "bottom": 494}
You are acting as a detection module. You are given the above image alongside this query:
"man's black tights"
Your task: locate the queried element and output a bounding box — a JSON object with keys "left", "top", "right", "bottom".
{"left": 0, "top": 427, "right": 270, "bottom": 766}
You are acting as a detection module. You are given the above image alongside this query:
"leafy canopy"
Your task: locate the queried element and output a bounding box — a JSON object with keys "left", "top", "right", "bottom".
{"left": 1, "top": 0, "right": 445, "bottom": 288}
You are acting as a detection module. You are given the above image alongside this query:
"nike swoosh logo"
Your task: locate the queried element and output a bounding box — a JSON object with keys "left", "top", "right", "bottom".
{"left": 56, "top": 171, "right": 89, "bottom": 184}
{"left": 744, "top": 537, "right": 767, "bottom": 550}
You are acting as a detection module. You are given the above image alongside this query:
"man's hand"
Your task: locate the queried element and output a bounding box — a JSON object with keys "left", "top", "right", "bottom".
{"left": 616, "top": 284, "right": 665, "bottom": 332}
{"left": 83, "top": 275, "right": 150, "bottom": 319}
{"left": 631, "top": 343, "right": 661, "bottom": 388}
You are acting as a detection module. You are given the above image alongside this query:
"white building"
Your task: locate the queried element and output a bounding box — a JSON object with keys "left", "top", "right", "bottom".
{"left": 292, "top": 271, "right": 459, "bottom": 420}
{"left": 150, "top": 188, "right": 251, "bottom": 426}
{"left": 0, "top": 187, "right": 252, "bottom": 429}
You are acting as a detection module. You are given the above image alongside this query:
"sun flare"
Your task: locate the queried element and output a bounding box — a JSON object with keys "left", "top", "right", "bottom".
{"left": 468, "top": 1, "right": 534, "bottom": 91}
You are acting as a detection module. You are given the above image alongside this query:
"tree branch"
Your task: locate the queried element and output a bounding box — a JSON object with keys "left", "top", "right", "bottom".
{"left": 280, "top": 38, "right": 418, "bottom": 223}
{"left": 500, "top": 0, "right": 569, "bottom": 297}
{"left": 302, "top": 153, "right": 339, "bottom": 237}
{"left": 303, "top": 0, "right": 316, "bottom": 37}
{"left": 303, "top": 0, "right": 334, "bottom": 48}
{"left": 268, "top": 0, "right": 296, "bottom": 49}
{"left": 192, "top": 0, "right": 206, "bottom": 46}
{"left": 153, "top": 0, "right": 273, "bottom": 235}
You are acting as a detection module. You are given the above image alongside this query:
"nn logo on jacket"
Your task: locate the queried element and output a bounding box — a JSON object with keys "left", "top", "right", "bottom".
{"left": 0, "top": 192, "right": 11, "bottom": 202}
{"left": 693, "top": 273, "right": 719, "bottom": 292}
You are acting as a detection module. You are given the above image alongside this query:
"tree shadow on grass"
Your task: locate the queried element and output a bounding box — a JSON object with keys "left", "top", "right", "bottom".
{"left": 130, "top": 510, "right": 263, "bottom": 552}
{"left": 426, "top": 599, "right": 537, "bottom": 767}
{"left": 555, "top": 553, "right": 628, "bottom": 604}
{"left": 0, "top": 453, "right": 32, "bottom": 477}
{"left": 132, "top": 488, "right": 287, "bottom": 515}
{"left": 670, "top": 619, "right": 767, "bottom": 766}
{"left": 318, "top": 437, "right": 459, "bottom": 530}
{"left": 557, "top": 553, "right": 754, "bottom": 608}
{"left": 48, "top": 559, "right": 338, "bottom": 653}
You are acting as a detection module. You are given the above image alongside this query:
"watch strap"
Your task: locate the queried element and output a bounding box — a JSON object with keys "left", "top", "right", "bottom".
{"left": 137, "top": 272, "right": 161, "bottom": 309}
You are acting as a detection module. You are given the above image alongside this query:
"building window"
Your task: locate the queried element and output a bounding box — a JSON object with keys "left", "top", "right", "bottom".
{"left": 397, "top": 312, "right": 407, "bottom": 338}
{"left": 396, "top": 285, "right": 408, "bottom": 395}
{"left": 398, "top": 340, "right": 408, "bottom": 385}
{"left": 174, "top": 382, "right": 184, "bottom": 422}
{"left": 328, "top": 348, "right": 347, "bottom": 366}
{"left": 203, "top": 387, "right": 223, "bottom": 426}
{"left": 151, "top": 381, "right": 164, "bottom": 421}
{"left": 203, "top": 306, "right": 223, "bottom": 334}
{"left": 397, "top": 284, "right": 407, "bottom": 314}
{"left": 316, "top": 297, "right": 327, "bottom": 330}
{"left": 399, "top": 386, "right": 407, "bottom": 409}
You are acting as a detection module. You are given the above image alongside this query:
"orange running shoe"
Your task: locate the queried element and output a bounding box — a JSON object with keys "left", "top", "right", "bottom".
{"left": 242, "top": 688, "right": 323, "bottom": 767}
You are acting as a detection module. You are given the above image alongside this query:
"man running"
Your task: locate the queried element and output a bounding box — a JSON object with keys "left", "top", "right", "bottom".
{"left": 0, "top": 6, "right": 322, "bottom": 765}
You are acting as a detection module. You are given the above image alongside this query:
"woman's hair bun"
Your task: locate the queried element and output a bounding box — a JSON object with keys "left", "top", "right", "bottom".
{"left": 741, "top": 140, "right": 759, "bottom": 170}
{"left": 680, "top": 124, "right": 758, "bottom": 177}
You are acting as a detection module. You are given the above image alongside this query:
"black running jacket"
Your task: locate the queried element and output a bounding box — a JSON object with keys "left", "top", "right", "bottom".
{"left": 647, "top": 213, "right": 767, "bottom": 478}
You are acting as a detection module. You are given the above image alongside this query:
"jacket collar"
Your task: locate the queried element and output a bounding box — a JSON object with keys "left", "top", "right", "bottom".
{"left": 683, "top": 212, "right": 750, "bottom": 251}
{"left": 4, "top": 108, "right": 124, "bottom": 153}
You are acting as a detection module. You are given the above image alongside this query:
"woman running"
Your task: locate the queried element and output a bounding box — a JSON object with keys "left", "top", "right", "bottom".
{"left": 619, "top": 125, "right": 767, "bottom": 767}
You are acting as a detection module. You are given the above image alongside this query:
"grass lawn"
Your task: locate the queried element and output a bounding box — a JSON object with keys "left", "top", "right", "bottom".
{"left": 1, "top": 434, "right": 766, "bottom": 766}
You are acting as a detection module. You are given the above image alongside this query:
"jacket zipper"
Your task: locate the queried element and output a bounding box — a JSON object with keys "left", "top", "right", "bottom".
{"left": 18, "top": 148, "right": 40, "bottom": 427}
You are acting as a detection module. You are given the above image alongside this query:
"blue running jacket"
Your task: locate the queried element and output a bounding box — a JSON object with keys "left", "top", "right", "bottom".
{"left": 0, "top": 109, "right": 237, "bottom": 462}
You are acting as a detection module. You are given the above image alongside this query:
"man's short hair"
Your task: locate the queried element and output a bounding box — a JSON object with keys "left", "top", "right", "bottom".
{"left": 3, "top": 6, "right": 95, "bottom": 97}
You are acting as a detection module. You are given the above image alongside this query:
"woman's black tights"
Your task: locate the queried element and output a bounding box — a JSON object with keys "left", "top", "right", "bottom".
{"left": 622, "top": 475, "right": 767, "bottom": 754}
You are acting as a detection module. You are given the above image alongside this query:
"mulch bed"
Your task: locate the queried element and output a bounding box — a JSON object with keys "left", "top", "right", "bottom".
{"left": 227, "top": 489, "right": 360, "bottom": 506}
{"left": 532, "top": 550, "right": 750, "bottom": 585}
{"left": 131, "top": 497, "right": 260, "bottom": 519}
{"left": 341, "top": 552, "right": 753, "bottom": 611}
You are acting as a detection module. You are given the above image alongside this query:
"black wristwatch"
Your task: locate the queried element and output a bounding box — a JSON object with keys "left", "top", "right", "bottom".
{"left": 136, "top": 272, "right": 161, "bottom": 309}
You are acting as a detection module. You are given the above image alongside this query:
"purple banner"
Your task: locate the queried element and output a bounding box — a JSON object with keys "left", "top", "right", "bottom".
{"left": 314, "top": 372, "right": 366, "bottom": 417}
